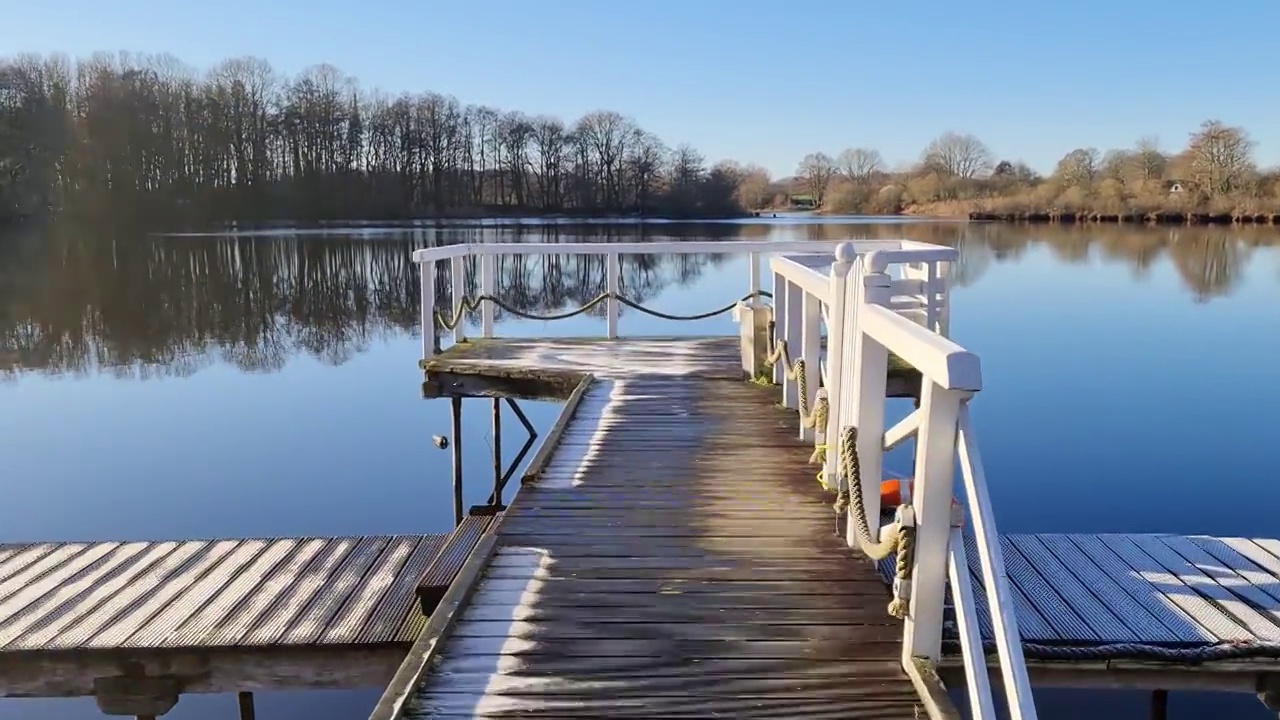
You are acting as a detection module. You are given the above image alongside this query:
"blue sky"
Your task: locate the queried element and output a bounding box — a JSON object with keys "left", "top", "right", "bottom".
{"left": 10, "top": 0, "right": 1279, "bottom": 178}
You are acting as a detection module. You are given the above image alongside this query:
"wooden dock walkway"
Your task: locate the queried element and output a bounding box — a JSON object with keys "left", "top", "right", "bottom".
{"left": 380, "top": 338, "right": 942, "bottom": 719}
{"left": 0, "top": 533, "right": 451, "bottom": 713}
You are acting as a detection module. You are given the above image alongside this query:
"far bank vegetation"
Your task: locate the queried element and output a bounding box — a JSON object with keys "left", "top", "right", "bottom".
{"left": 784, "top": 123, "right": 1280, "bottom": 222}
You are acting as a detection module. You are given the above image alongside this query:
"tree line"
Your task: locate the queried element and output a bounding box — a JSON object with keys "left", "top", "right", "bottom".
{"left": 0, "top": 52, "right": 751, "bottom": 223}
{"left": 791, "top": 125, "right": 1280, "bottom": 220}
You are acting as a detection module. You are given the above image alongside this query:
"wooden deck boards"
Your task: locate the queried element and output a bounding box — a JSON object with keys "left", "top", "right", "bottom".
{"left": 0, "top": 534, "right": 445, "bottom": 653}
{"left": 407, "top": 375, "right": 926, "bottom": 719}
{"left": 885, "top": 531, "right": 1280, "bottom": 655}
{"left": 420, "top": 336, "right": 921, "bottom": 400}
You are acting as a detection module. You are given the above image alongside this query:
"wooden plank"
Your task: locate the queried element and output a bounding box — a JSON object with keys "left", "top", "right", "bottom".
{"left": 368, "top": 532, "right": 501, "bottom": 720}
{"left": 1096, "top": 534, "right": 1250, "bottom": 642}
{"left": 1186, "top": 536, "right": 1280, "bottom": 606}
{"left": 403, "top": 374, "right": 924, "bottom": 720}
{"left": 993, "top": 532, "right": 1095, "bottom": 638}
{"left": 1027, "top": 534, "right": 1176, "bottom": 643}
{"left": 447, "top": 620, "right": 902, "bottom": 642}
{"left": 1124, "top": 534, "right": 1280, "bottom": 641}
{"left": 1007, "top": 535, "right": 1146, "bottom": 643}
{"left": 0, "top": 533, "right": 449, "bottom": 664}
{"left": 1065, "top": 534, "right": 1213, "bottom": 643}
{"left": 520, "top": 374, "right": 595, "bottom": 485}
{"left": 418, "top": 517, "right": 498, "bottom": 614}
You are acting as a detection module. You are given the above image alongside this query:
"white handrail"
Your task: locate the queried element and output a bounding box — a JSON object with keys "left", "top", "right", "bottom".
{"left": 859, "top": 305, "right": 981, "bottom": 391}
{"left": 829, "top": 253, "right": 1035, "bottom": 719}
{"left": 957, "top": 404, "right": 1038, "bottom": 720}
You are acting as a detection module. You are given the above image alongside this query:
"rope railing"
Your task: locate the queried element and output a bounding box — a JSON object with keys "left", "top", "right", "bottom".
{"left": 432, "top": 290, "right": 773, "bottom": 330}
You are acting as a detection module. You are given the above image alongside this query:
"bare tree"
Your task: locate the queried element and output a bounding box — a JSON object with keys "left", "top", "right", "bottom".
{"left": 1186, "top": 120, "right": 1255, "bottom": 197}
{"left": 735, "top": 163, "right": 771, "bottom": 210}
{"left": 1054, "top": 148, "right": 1100, "bottom": 188}
{"left": 921, "top": 132, "right": 993, "bottom": 179}
{"left": 796, "top": 152, "right": 835, "bottom": 206}
{"left": 836, "top": 147, "right": 883, "bottom": 183}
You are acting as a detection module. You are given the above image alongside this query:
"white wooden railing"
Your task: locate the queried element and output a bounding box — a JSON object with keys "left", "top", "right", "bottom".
{"left": 802, "top": 245, "right": 1039, "bottom": 720}
{"left": 410, "top": 239, "right": 1036, "bottom": 719}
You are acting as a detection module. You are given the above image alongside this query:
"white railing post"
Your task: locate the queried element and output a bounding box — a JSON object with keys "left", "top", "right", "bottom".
{"left": 799, "top": 288, "right": 822, "bottom": 442}
{"left": 480, "top": 253, "right": 496, "bottom": 337}
{"left": 948, "top": 527, "right": 997, "bottom": 719}
{"left": 420, "top": 260, "right": 435, "bottom": 358}
{"left": 936, "top": 260, "right": 951, "bottom": 337}
{"left": 782, "top": 279, "right": 803, "bottom": 410}
{"left": 450, "top": 255, "right": 466, "bottom": 342}
{"left": 903, "top": 380, "right": 962, "bottom": 664}
{"left": 771, "top": 271, "right": 787, "bottom": 385}
{"left": 958, "top": 403, "right": 1038, "bottom": 720}
{"left": 606, "top": 252, "right": 621, "bottom": 339}
{"left": 846, "top": 262, "right": 893, "bottom": 546}
{"left": 822, "top": 243, "right": 856, "bottom": 492}
{"left": 748, "top": 252, "right": 761, "bottom": 299}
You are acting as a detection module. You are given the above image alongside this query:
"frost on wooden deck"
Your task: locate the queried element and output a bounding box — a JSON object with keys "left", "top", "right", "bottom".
{"left": 0, "top": 534, "right": 446, "bottom": 698}
{"left": 881, "top": 532, "right": 1280, "bottom": 654}
{"left": 419, "top": 336, "right": 921, "bottom": 400}
{"left": 407, "top": 377, "right": 927, "bottom": 719}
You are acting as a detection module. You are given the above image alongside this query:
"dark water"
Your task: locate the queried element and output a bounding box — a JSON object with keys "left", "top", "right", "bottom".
{"left": 2, "top": 216, "right": 1279, "bottom": 719}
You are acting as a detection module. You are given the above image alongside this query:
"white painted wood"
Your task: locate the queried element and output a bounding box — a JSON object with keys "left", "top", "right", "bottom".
{"left": 902, "top": 382, "right": 961, "bottom": 665}
{"left": 936, "top": 260, "right": 952, "bottom": 337}
{"left": 769, "top": 255, "right": 830, "bottom": 303}
{"left": 771, "top": 273, "right": 787, "bottom": 386}
{"left": 948, "top": 529, "right": 997, "bottom": 720}
{"left": 860, "top": 304, "right": 981, "bottom": 391}
{"left": 799, "top": 289, "right": 822, "bottom": 442}
{"left": 846, "top": 268, "right": 891, "bottom": 546}
{"left": 862, "top": 247, "right": 959, "bottom": 272}
{"left": 782, "top": 280, "right": 803, "bottom": 410}
{"left": 606, "top": 252, "right": 621, "bottom": 339}
{"left": 956, "top": 404, "right": 1038, "bottom": 720}
{"left": 480, "top": 254, "right": 496, "bottom": 338}
{"left": 883, "top": 408, "right": 921, "bottom": 451}
{"left": 420, "top": 260, "right": 435, "bottom": 358}
{"left": 748, "top": 252, "right": 761, "bottom": 298}
{"left": 450, "top": 255, "right": 467, "bottom": 342}
{"left": 821, "top": 245, "right": 855, "bottom": 491}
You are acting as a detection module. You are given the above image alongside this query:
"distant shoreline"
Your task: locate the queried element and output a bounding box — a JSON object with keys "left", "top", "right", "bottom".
{"left": 966, "top": 211, "right": 1280, "bottom": 225}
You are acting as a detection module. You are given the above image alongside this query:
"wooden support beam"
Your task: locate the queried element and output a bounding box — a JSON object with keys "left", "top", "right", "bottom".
{"left": 238, "top": 691, "right": 256, "bottom": 720}
{"left": 450, "top": 396, "right": 463, "bottom": 527}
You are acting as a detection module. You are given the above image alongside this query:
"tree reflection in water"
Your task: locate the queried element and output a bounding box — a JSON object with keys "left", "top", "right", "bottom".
{"left": 1, "top": 219, "right": 1275, "bottom": 379}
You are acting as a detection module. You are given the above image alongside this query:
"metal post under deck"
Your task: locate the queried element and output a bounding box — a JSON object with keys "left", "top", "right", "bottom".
{"left": 450, "top": 397, "right": 464, "bottom": 527}
{"left": 491, "top": 398, "right": 503, "bottom": 506}
{"left": 238, "top": 692, "right": 256, "bottom": 720}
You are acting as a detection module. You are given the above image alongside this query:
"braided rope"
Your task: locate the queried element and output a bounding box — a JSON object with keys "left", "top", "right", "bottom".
{"left": 838, "top": 425, "right": 915, "bottom": 619}
{"left": 763, "top": 340, "right": 828, "bottom": 475}
{"left": 434, "top": 291, "right": 773, "bottom": 330}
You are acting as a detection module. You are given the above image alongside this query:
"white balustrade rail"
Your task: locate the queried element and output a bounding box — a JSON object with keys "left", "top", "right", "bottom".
{"left": 814, "top": 246, "right": 1038, "bottom": 720}
{"left": 410, "top": 239, "right": 1035, "bottom": 719}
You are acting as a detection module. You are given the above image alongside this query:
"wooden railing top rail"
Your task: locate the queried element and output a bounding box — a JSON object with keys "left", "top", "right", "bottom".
{"left": 859, "top": 304, "right": 981, "bottom": 391}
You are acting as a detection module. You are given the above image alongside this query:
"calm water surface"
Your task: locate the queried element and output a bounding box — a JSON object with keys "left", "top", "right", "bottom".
{"left": 1, "top": 217, "right": 1278, "bottom": 719}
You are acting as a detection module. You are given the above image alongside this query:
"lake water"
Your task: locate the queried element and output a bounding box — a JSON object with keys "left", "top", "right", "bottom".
{"left": 2, "top": 216, "right": 1279, "bottom": 719}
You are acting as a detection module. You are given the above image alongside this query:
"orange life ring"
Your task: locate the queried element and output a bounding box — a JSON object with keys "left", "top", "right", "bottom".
{"left": 880, "top": 478, "right": 914, "bottom": 507}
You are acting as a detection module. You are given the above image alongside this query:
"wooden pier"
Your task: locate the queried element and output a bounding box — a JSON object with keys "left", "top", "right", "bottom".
{"left": 380, "top": 339, "right": 946, "bottom": 719}
{"left": 377, "top": 239, "right": 1280, "bottom": 719}
{"left": 0, "top": 533, "right": 462, "bottom": 716}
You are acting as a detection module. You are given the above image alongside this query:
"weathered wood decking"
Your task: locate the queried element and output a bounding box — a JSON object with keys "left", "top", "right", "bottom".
{"left": 896, "top": 532, "right": 1280, "bottom": 651}
{"left": 0, "top": 534, "right": 447, "bottom": 700}
{"left": 420, "top": 336, "right": 921, "bottom": 400}
{"left": 386, "top": 338, "right": 936, "bottom": 719}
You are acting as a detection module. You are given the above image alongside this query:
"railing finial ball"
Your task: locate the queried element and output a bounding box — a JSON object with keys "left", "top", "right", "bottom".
{"left": 834, "top": 242, "right": 857, "bottom": 263}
